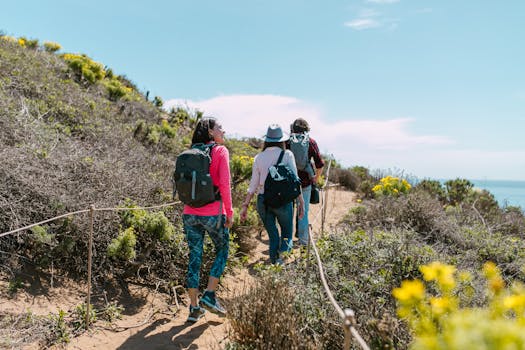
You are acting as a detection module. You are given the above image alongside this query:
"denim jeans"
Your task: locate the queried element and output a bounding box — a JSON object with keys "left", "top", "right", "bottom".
{"left": 256, "top": 194, "right": 294, "bottom": 263}
{"left": 297, "top": 185, "right": 311, "bottom": 246}
{"left": 183, "top": 214, "right": 229, "bottom": 289}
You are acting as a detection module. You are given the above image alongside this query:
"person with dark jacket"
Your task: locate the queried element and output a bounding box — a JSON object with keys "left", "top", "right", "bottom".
{"left": 289, "top": 118, "right": 324, "bottom": 246}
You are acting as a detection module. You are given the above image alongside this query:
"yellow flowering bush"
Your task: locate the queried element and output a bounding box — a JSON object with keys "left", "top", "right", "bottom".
{"left": 372, "top": 176, "right": 411, "bottom": 197}
{"left": 231, "top": 155, "right": 254, "bottom": 186}
{"left": 393, "top": 261, "right": 525, "bottom": 349}
{"left": 61, "top": 53, "right": 105, "bottom": 83}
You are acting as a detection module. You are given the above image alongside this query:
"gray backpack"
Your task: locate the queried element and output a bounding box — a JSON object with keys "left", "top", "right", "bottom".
{"left": 289, "top": 133, "right": 314, "bottom": 178}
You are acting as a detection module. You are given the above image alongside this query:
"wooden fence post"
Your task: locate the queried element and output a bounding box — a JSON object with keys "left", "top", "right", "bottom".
{"left": 86, "top": 205, "right": 94, "bottom": 329}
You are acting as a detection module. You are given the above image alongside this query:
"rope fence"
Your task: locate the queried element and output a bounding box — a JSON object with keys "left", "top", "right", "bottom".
{"left": 305, "top": 155, "right": 370, "bottom": 350}
{"left": 1, "top": 156, "right": 371, "bottom": 349}
{"left": 0, "top": 200, "right": 179, "bottom": 329}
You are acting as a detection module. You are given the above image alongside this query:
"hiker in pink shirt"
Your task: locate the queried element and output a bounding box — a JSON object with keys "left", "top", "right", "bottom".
{"left": 182, "top": 117, "right": 233, "bottom": 323}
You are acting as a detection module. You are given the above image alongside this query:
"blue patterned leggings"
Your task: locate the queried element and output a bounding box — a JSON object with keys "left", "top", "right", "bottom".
{"left": 183, "top": 214, "right": 229, "bottom": 289}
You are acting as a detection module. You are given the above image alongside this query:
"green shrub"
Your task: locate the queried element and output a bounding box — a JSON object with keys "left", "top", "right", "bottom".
{"left": 153, "top": 96, "right": 163, "bottom": 108}
{"left": 49, "top": 310, "right": 70, "bottom": 344}
{"left": 30, "top": 225, "right": 55, "bottom": 245}
{"left": 231, "top": 155, "right": 253, "bottom": 187}
{"left": 107, "top": 227, "right": 137, "bottom": 261}
{"left": 43, "top": 41, "right": 62, "bottom": 53}
{"left": 102, "top": 78, "right": 131, "bottom": 101}
{"left": 445, "top": 178, "right": 473, "bottom": 205}
{"left": 62, "top": 53, "right": 105, "bottom": 84}
{"left": 415, "top": 179, "right": 446, "bottom": 202}
{"left": 142, "top": 211, "right": 176, "bottom": 241}
{"left": 72, "top": 303, "right": 97, "bottom": 330}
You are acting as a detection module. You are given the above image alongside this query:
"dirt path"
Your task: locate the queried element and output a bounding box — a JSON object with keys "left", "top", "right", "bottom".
{"left": 1, "top": 188, "right": 356, "bottom": 350}
{"left": 71, "top": 188, "right": 355, "bottom": 349}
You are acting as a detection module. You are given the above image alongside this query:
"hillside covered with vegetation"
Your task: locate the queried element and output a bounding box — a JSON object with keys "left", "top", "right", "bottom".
{"left": 2, "top": 34, "right": 525, "bottom": 349}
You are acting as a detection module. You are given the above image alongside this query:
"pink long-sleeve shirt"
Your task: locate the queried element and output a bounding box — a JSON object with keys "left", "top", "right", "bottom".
{"left": 183, "top": 144, "right": 234, "bottom": 218}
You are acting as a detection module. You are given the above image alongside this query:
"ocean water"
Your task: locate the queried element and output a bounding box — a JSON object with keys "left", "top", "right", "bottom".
{"left": 469, "top": 179, "right": 525, "bottom": 209}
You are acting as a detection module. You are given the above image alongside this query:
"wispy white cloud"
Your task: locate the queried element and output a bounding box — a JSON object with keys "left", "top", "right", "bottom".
{"left": 344, "top": 18, "right": 380, "bottom": 30}
{"left": 344, "top": 4, "right": 399, "bottom": 31}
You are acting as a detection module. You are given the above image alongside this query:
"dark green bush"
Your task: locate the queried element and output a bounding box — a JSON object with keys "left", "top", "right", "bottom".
{"left": 445, "top": 178, "right": 473, "bottom": 205}
{"left": 415, "top": 179, "right": 446, "bottom": 202}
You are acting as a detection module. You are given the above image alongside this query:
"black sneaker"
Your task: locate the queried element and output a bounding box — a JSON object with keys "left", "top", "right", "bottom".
{"left": 199, "top": 292, "right": 226, "bottom": 316}
{"left": 186, "top": 305, "right": 206, "bottom": 323}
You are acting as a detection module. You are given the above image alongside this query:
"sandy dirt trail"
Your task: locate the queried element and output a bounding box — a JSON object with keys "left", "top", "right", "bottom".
{"left": 15, "top": 188, "right": 356, "bottom": 350}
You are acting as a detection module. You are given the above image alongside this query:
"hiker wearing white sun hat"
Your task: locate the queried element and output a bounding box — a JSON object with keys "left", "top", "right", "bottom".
{"left": 240, "top": 124, "right": 305, "bottom": 264}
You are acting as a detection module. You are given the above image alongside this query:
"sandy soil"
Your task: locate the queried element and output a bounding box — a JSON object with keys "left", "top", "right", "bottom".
{"left": 0, "top": 188, "right": 356, "bottom": 350}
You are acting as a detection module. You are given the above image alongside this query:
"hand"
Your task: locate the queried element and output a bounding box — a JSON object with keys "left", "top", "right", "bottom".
{"left": 225, "top": 215, "right": 233, "bottom": 228}
{"left": 297, "top": 198, "right": 305, "bottom": 220}
{"left": 240, "top": 206, "right": 248, "bottom": 222}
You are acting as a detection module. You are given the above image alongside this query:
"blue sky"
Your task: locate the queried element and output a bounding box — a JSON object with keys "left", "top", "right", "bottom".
{"left": 2, "top": 1, "right": 525, "bottom": 180}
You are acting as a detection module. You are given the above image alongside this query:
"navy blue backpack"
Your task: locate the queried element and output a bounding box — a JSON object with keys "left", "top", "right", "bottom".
{"left": 263, "top": 150, "right": 301, "bottom": 208}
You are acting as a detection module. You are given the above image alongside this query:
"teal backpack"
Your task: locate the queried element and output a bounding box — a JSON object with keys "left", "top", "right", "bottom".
{"left": 289, "top": 133, "right": 314, "bottom": 178}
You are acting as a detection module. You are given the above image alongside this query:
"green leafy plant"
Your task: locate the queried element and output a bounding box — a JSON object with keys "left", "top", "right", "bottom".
{"left": 444, "top": 178, "right": 473, "bottom": 205}
{"left": 72, "top": 303, "right": 97, "bottom": 330}
{"left": 62, "top": 53, "right": 105, "bottom": 84}
{"left": 107, "top": 227, "right": 137, "bottom": 261}
{"left": 102, "top": 78, "right": 131, "bottom": 100}
{"left": 43, "top": 41, "right": 61, "bottom": 53}
{"left": 8, "top": 277, "right": 24, "bottom": 294}
{"left": 415, "top": 179, "right": 446, "bottom": 202}
{"left": 153, "top": 96, "right": 163, "bottom": 108}
{"left": 231, "top": 155, "right": 253, "bottom": 187}
{"left": 49, "top": 309, "right": 70, "bottom": 344}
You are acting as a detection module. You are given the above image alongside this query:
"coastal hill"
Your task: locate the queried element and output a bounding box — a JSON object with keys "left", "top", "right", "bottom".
{"left": 2, "top": 35, "right": 525, "bottom": 350}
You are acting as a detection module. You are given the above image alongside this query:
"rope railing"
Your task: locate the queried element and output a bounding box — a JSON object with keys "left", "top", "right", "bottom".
{"left": 0, "top": 200, "right": 180, "bottom": 329}
{"left": 0, "top": 202, "right": 179, "bottom": 238}
{"left": 305, "top": 156, "right": 370, "bottom": 350}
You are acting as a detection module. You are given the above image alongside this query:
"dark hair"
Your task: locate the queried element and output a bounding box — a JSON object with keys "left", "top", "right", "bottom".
{"left": 191, "top": 117, "right": 217, "bottom": 145}
{"left": 291, "top": 118, "right": 310, "bottom": 133}
{"left": 263, "top": 141, "right": 285, "bottom": 151}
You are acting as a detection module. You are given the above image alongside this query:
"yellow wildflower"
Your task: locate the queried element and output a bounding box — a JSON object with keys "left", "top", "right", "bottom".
{"left": 483, "top": 261, "right": 500, "bottom": 279}
{"left": 430, "top": 296, "right": 453, "bottom": 315}
{"left": 393, "top": 280, "right": 425, "bottom": 303}
{"left": 489, "top": 276, "right": 505, "bottom": 293}
{"left": 420, "top": 261, "right": 456, "bottom": 291}
{"left": 503, "top": 295, "right": 525, "bottom": 311}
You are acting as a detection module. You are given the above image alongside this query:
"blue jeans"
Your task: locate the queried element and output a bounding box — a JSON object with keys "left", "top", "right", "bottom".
{"left": 183, "top": 214, "right": 229, "bottom": 289}
{"left": 256, "top": 195, "right": 294, "bottom": 263}
{"left": 297, "top": 185, "right": 311, "bottom": 246}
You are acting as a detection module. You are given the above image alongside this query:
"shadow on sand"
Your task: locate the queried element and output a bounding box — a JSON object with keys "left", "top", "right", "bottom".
{"left": 116, "top": 317, "right": 223, "bottom": 350}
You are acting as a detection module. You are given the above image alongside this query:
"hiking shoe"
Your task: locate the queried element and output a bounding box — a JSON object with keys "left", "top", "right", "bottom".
{"left": 199, "top": 292, "right": 226, "bottom": 316}
{"left": 186, "top": 305, "right": 206, "bottom": 323}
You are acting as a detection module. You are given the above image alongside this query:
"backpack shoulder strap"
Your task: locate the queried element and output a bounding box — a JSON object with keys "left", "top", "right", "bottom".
{"left": 276, "top": 150, "right": 285, "bottom": 165}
